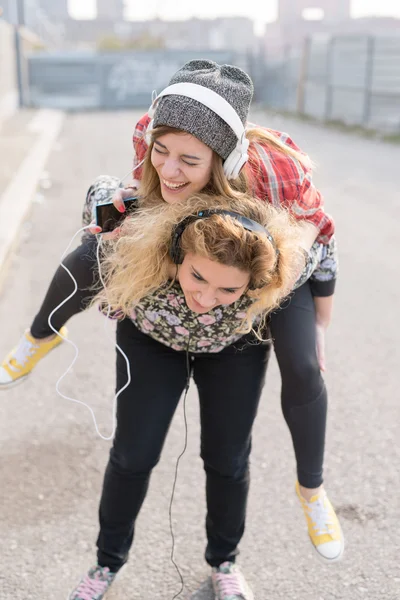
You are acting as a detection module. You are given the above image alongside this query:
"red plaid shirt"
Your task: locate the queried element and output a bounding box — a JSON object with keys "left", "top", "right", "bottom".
{"left": 131, "top": 114, "right": 334, "bottom": 245}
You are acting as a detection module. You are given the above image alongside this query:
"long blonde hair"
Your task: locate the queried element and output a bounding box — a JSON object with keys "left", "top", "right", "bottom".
{"left": 96, "top": 193, "right": 304, "bottom": 337}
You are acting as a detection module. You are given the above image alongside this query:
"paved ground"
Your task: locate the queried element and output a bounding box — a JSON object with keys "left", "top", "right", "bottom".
{"left": 0, "top": 109, "right": 399, "bottom": 600}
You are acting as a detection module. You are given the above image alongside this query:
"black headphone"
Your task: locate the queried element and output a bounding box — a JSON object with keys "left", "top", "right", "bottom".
{"left": 170, "top": 208, "right": 278, "bottom": 265}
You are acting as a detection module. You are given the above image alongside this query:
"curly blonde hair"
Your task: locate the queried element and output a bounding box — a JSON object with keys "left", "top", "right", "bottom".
{"left": 96, "top": 193, "right": 304, "bottom": 338}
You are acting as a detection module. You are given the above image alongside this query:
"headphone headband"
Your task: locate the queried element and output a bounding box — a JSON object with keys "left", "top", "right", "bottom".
{"left": 148, "top": 82, "right": 245, "bottom": 142}
{"left": 170, "top": 209, "right": 278, "bottom": 265}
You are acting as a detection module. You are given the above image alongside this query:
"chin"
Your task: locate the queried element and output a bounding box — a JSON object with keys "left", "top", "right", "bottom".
{"left": 186, "top": 295, "right": 213, "bottom": 314}
{"left": 191, "top": 306, "right": 210, "bottom": 314}
{"left": 162, "top": 192, "right": 185, "bottom": 205}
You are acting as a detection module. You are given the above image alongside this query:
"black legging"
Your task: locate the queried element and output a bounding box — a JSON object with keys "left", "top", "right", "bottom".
{"left": 30, "top": 236, "right": 326, "bottom": 490}
{"left": 97, "top": 319, "right": 270, "bottom": 571}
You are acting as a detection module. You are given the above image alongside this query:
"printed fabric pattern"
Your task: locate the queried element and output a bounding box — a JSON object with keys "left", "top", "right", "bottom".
{"left": 128, "top": 281, "right": 255, "bottom": 353}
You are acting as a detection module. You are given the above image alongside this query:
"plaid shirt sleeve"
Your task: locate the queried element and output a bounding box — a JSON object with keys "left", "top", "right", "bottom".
{"left": 248, "top": 129, "right": 335, "bottom": 245}
{"left": 131, "top": 113, "right": 151, "bottom": 180}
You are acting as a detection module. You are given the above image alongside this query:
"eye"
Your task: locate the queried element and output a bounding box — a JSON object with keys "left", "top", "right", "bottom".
{"left": 153, "top": 146, "right": 167, "bottom": 155}
{"left": 191, "top": 271, "right": 204, "bottom": 282}
{"left": 182, "top": 159, "right": 197, "bottom": 167}
{"left": 222, "top": 288, "right": 237, "bottom": 295}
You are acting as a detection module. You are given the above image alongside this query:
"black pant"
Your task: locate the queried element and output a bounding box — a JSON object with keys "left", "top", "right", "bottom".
{"left": 31, "top": 237, "right": 326, "bottom": 490}
{"left": 96, "top": 319, "right": 269, "bottom": 571}
{"left": 30, "top": 237, "right": 100, "bottom": 338}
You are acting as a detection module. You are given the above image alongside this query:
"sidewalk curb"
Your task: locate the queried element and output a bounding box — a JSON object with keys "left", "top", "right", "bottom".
{"left": 0, "top": 90, "right": 18, "bottom": 133}
{"left": 0, "top": 109, "right": 65, "bottom": 285}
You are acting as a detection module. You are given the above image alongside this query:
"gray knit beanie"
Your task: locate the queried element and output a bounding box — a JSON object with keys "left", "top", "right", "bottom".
{"left": 152, "top": 59, "right": 254, "bottom": 160}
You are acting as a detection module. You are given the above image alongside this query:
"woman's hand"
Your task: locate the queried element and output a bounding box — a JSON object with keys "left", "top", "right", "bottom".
{"left": 87, "top": 219, "right": 122, "bottom": 241}
{"left": 112, "top": 185, "right": 139, "bottom": 212}
{"left": 87, "top": 185, "right": 139, "bottom": 240}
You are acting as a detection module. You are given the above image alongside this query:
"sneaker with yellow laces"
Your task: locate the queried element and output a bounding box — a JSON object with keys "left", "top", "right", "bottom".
{"left": 0, "top": 327, "right": 68, "bottom": 390}
{"left": 296, "top": 481, "right": 344, "bottom": 563}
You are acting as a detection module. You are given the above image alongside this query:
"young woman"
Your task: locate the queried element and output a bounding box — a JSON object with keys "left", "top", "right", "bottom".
{"left": 0, "top": 60, "right": 342, "bottom": 576}
{"left": 68, "top": 190, "right": 305, "bottom": 600}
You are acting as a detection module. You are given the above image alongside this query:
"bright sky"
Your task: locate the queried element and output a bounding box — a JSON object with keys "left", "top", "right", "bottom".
{"left": 69, "top": 0, "right": 400, "bottom": 31}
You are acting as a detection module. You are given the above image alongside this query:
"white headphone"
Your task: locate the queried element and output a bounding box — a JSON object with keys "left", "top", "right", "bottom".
{"left": 145, "top": 82, "right": 249, "bottom": 180}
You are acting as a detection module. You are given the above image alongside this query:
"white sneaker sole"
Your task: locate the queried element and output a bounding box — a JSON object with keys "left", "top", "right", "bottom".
{"left": 311, "top": 522, "right": 345, "bottom": 564}
{"left": 0, "top": 372, "right": 30, "bottom": 390}
{"left": 212, "top": 577, "right": 254, "bottom": 600}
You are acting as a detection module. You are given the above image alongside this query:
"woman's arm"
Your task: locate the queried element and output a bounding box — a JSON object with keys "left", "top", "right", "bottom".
{"left": 314, "top": 295, "right": 334, "bottom": 372}
{"left": 298, "top": 220, "right": 320, "bottom": 253}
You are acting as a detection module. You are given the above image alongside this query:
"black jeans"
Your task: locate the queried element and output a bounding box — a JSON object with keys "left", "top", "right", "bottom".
{"left": 96, "top": 319, "right": 270, "bottom": 571}
{"left": 30, "top": 237, "right": 327, "bottom": 490}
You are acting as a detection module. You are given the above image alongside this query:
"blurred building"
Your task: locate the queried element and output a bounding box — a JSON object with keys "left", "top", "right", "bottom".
{"left": 33, "top": 0, "right": 69, "bottom": 20}
{"left": 61, "top": 15, "right": 257, "bottom": 52}
{"left": 97, "top": 0, "right": 125, "bottom": 21}
{"left": 144, "top": 17, "right": 256, "bottom": 51}
{"left": 264, "top": 0, "right": 400, "bottom": 59}
{"left": 278, "top": 0, "right": 350, "bottom": 24}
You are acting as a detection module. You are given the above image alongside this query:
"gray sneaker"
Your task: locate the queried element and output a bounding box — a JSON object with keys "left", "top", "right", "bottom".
{"left": 211, "top": 562, "right": 254, "bottom": 600}
{"left": 68, "top": 565, "right": 117, "bottom": 600}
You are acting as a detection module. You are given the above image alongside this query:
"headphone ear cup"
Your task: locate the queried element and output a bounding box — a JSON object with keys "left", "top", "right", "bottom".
{"left": 223, "top": 149, "right": 248, "bottom": 179}
{"left": 223, "top": 135, "right": 249, "bottom": 180}
{"left": 145, "top": 119, "right": 154, "bottom": 146}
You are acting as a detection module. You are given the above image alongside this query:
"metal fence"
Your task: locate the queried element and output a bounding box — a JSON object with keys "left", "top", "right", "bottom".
{"left": 263, "top": 33, "right": 400, "bottom": 132}
{"left": 21, "top": 34, "right": 400, "bottom": 132}
{"left": 25, "top": 50, "right": 249, "bottom": 110}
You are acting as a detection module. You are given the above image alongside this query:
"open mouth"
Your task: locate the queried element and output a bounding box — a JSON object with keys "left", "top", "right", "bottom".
{"left": 162, "top": 179, "right": 189, "bottom": 192}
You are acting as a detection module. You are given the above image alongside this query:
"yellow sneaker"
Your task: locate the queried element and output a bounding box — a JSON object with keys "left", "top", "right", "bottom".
{"left": 0, "top": 327, "right": 68, "bottom": 390}
{"left": 296, "top": 481, "right": 344, "bottom": 563}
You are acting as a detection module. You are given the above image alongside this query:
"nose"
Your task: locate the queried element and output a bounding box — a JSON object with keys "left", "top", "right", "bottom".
{"left": 161, "top": 158, "right": 181, "bottom": 179}
{"left": 196, "top": 288, "right": 217, "bottom": 308}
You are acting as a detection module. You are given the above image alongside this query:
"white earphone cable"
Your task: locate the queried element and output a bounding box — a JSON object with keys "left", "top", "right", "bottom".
{"left": 47, "top": 160, "right": 144, "bottom": 439}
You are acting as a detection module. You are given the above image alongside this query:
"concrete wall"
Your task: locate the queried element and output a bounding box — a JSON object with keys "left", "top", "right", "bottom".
{"left": 0, "top": 19, "right": 18, "bottom": 125}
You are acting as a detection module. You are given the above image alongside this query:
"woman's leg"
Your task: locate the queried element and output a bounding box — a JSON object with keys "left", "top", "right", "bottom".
{"left": 31, "top": 174, "right": 122, "bottom": 338}
{"left": 193, "top": 335, "right": 271, "bottom": 567}
{"left": 269, "top": 282, "right": 344, "bottom": 563}
{"left": 96, "top": 320, "right": 189, "bottom": 572}
{"left": 30, "top": 236, "right": 99, "bottom": 338}
{"left": 30, "top": 236, "right": 97, "bottom": 340}
{"left": 269, "top": 281, "right": 326, "bottom": 489}
{"left": 0, "top": 176, "right": 122, "bottom": 389}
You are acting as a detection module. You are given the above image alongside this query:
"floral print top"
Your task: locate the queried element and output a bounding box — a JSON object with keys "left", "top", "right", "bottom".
{"left": 128, "top": 281, "right": 256, "bottom": 353}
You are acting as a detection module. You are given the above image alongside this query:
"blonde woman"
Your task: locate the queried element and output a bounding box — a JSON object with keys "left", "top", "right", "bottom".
{"left": 69, "top": 191, "right": 304, "bottom": 600}
{"left": 1, "top": 60, "right": 343, "bottom": 586}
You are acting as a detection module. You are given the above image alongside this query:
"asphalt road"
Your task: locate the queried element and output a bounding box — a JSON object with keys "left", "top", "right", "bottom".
{"left": 0, "top": 109, "right": 399, "bottom": 599}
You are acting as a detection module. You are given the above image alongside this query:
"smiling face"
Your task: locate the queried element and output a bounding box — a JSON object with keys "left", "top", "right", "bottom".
{"left": 177, "top": 253, "right": 250, "bottom": 314}
{"left": 151, "top": 132, "right": 214, "bottom": 204}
